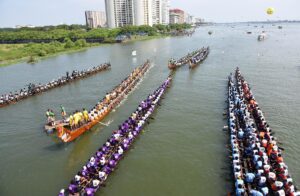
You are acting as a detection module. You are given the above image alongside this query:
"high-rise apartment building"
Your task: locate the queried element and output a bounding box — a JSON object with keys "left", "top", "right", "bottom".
{"left": 185, "top": 14, "right": 195, "bottom": 24}
{"left": 105, "top": 0, "right": 169, "bottom": 28}
{"left": 161, "top": 0, "right": 170, "bottom": 25}
{"left": 134, "top": 0, "right": 154, "bottom": 26}
{"left": 151, "top": 0, "right": 170, "bottom": 25}
{"left": 105, "top": 0, "right": 134, "bottom": 28}
{"left": 169, "top": 9, "right": 185, "bottom": 24}
{"left": 85, "top": 11, "right": 106, "bottom": 28}
{"left": 152, "top": 0, "right": 162, "bottom": 25}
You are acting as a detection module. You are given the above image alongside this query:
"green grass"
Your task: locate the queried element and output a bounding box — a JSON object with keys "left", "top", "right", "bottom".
{"left": 0, "top": 35, "right": 167, "bottom": 67}
{"left": 0, "top": 42, "right": 100, "bottom": 67}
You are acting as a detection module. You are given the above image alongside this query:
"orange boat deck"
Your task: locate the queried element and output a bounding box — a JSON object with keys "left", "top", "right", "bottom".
{"left": 57, "top": 110, "right": 109, "bottom": 142}
{"left": 54, "top": 62, "right": 151, "bottom": 142}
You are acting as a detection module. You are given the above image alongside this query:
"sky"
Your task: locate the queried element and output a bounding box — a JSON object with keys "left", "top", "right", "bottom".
{"left": 0, "top": 0, "right": 299, "bottom": 27}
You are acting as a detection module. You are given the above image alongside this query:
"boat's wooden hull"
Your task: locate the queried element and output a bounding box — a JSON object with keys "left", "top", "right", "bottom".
{"left": 57, "top": 110, "right": 109, "bottom": 142}
{"left": 168, "top": 63, "right": 177, "bottom": 69}
{"left": 54, "top": 62, "right": 151, "bottom": 142}
{"left": 1, "top": 64, "right": 111, "bottom": 108}
{"left": 189, "top": 48, "right": 210, "bottom": 69}
{"left": 189, "top": 62, "right": 197, "bottom": 69}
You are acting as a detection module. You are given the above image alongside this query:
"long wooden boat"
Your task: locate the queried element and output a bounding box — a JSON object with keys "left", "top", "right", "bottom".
{"left": 167, "top": 48, "right": 204, "bottom": 70}
{"left": 54, "top": 61, "right": 151, "bottom": 143}
{"left": 227, "top": 73, "right": 254, "bottom": 195}
{"left": 59, "top": 77, "right": 172, "bottom": 195}
{"left": 189, "top": 47, "right": 210, "bottom": 69}
{"left": 168, "top": 60, "right": 185, "bottom": 69}
{"left": 225, "top": 68, "right": 299, "bottom": 195}
{"left": 0, "top": 63, "right": 111, "bottom": 108}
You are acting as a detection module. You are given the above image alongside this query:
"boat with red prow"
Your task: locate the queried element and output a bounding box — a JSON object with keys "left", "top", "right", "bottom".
{"left": 45, "top": 61, "right": 151, "bottom": 142}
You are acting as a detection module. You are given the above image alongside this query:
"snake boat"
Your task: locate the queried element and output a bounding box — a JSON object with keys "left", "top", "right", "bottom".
{"left": 52, "top": 61, "right": 151, "bottom": 143}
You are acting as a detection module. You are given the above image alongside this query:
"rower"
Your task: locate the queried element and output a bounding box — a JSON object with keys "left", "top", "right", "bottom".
{"left": 118, "top": 146, "right": 123, "bottom": 155}
{"left": 83, "top": 108, "right": 89, "bottom": 122}
{"left": 99, "top": 171, "right": 107, "bottom": 181}
{"left": 250, "top": 189, "right": 263, "bottom": 196}
{"left": 69, "top": 114, "right": 74, "bottom": 130}
{"left": 245, "top": 172, "right": 255, "bottom": 183}
{"left": 58, "top": 189, "right": 65, "bottom": 196}
{"left": 235, "top": 183, "right": 245, "bottom": 196}
{"left": 74, "top": 111, "right": 80, "bottom": 128}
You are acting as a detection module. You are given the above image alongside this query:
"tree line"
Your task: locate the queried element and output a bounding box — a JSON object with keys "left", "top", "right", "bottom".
{"left": 0, "top": 24, "right": 192, "bottom": 42}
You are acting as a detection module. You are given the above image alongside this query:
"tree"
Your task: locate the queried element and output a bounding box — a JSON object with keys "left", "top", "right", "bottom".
{"left": 75, "top": 39, "right": 87, "bottom": 47}
{"left": 64, "top": 38, "right": 75, "bottom": 48}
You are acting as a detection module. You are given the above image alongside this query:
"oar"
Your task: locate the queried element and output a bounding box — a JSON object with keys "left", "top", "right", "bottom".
{"left": 278, "top": 146, "right": 285, "bottom": 151}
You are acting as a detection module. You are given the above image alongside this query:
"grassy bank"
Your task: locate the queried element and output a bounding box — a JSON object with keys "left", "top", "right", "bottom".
{"left": 0, "top": 24, "right": 193, "bottom": 67}
{"left": 0, "top": 41, "right": 99, "bottom": 67}
{"left": 0, "top": 35, "right": 167, "bottom": 67}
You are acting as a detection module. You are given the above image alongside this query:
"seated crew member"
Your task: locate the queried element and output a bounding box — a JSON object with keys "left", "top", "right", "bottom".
{"left": 69, "top": 114, "right": 74, "bottom": 130}
{"left": 74, "top": 111, "right": 80, "bottom": 128}
{"left": 79, "top": 111, "right": 84, "bottom": 125}
{"left": 236, "top": 183, "right": 245, "bottom": 196}
{"left": 98, "top": 171, "right": 107, "bottom": 181}
{"left": 250, "top": 189, "right": 263, "bottom": 196}
{"left": 83, "top": 108, "right": 89, "bottom": 122}
{"left": 245, "top": 172, "right": 255, "bottom": 183}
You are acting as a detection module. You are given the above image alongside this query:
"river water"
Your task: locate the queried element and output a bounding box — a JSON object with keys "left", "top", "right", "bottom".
{"left": 0, "top": 23, "right": 300, "bottom": 196}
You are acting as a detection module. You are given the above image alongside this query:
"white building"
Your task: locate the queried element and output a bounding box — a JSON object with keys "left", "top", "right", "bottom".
{"left": 105, "top": 0, "right": 134, "bottom": 28}
{"left": 184, "top": 13, "right": 195, "bottom": 24}
{"left": 152, "top": 0, "right": 162, "bottom": 25}
{"left": 134, "top": 0, "right": 154, "bottom": 26}
{"left": 85, "top": 11, "right": 106, "bottom": 28}
{"left": 105, "top": 0, "right": 169, "bottom": 28}
{"left": 151, "top": 0, "right": 170, "bottom": 25}
{"left": 161, "top": 0, "right": 170, "bottom": 25}
{"left": 169, "top": 12, "right": 180, "bottom": 24}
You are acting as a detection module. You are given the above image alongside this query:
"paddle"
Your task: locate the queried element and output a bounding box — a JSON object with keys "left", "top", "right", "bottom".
{"left": 278, "top": 146, "right": 285, "bottom": 151}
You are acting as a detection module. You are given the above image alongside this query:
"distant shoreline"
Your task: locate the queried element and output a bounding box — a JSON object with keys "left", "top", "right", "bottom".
{"left": 0, "top": 35, "right": 168, "bottom": 67}
{"left": 215, "top": 20, "right": 300, "bottom": 24}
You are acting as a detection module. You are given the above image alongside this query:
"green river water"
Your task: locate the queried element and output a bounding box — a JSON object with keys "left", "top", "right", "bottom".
{"left": 0, "top": 23, "right": 299, "bottom": 196}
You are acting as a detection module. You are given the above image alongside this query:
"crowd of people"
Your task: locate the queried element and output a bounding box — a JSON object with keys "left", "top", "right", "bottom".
{"left": 56, "top": 61, "right": 151, "bottom": 142}
{"left": 228, "top": 68, "right": 299, "bottom": 196}
{"left": 0, "top": 63, "right": 111, "bottom": 108}
{"left": 58, "top": 77, "right": 171, "bottom": 196}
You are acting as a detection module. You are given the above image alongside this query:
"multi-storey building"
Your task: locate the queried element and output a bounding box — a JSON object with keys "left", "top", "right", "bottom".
{"left": 105, "top": 0, "right": 134, "bottom": 28}
{"left": 105, "top": 0, "right": 170, "bottom": 28}
{"left": 152, "top": 0, "right": 162, "bottom": 25}
{"left": 161, "top": 0, "right": 170, "bottom": 25}
{"left": 169, "top": 8, "right": 185, "bottom": 24}
{"left": 85, "top": 11, "right": 106, "bottom": 28}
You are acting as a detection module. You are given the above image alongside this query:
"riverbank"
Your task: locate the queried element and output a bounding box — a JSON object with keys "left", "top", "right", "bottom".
{"left": 0, "top": 43, "right": 98, "bottom": 67}
{"left": 0, "top": 35, "right": 168, "bottom": 67}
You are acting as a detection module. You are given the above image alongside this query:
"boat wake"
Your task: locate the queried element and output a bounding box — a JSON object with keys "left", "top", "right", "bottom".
{"left": 114, "top": 63, "right": 154, "bottom": 110}
{"left": 99, "top": 120, "right": 113, "bottom": 127}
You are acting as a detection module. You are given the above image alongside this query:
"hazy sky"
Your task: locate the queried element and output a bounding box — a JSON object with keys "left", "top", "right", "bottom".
{"left": 0, "top": 0, "right": 299, "bottom": 27}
